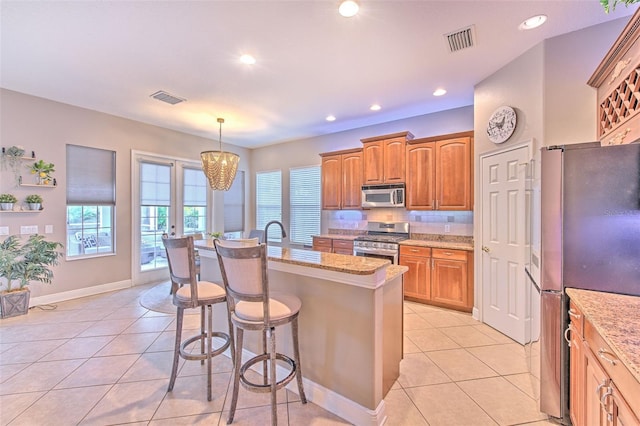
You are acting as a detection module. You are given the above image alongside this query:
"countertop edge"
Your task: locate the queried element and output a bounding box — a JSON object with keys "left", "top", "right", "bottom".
{"left": 400, "top": 239, "right": 474, "bottom": 251}
{"left": 566, "top": 288, "right": 640, "bottom": 384}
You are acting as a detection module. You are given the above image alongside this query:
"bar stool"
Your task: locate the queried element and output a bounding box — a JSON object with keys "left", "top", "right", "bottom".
{"left": 214, "top": 240, "right": 307, "bottom": 425}
{"left": 162, "top": 235, "right": 233, "bottom": 401}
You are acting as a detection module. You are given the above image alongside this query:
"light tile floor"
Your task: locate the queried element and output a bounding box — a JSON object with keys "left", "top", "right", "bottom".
{"left": 0, "top": 285, "right": 555, "bottom": 425}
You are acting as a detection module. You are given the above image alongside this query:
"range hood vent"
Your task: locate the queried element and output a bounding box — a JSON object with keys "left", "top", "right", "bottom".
{"left": 150, "top": 90, "right": 186, "bottom": 105}
{"left": 445, "top": 25, "right": 475, "bottom": 53}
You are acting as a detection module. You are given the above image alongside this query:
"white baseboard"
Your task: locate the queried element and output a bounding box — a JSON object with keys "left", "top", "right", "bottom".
{"left": 214, "top": 337, "right": 386, "bottom": 426}
{"left": 472, "top": 306, "right": 480, "bottom": 321}
{"left": 30, "top": 279, "right": 132, "bottom": 307}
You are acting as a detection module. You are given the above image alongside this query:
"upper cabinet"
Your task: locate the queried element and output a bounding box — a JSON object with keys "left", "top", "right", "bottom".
{"left": 406, "top": 131, "right": 473, "bottom": 211}
{"left": 361, "top": 131, "right": 414, "bottom": 184}
{"left": 320, "top": 148, "right": 363, "bottom": 210}
{"left": 588, "top": 8, "right": 640, "bottom": 146}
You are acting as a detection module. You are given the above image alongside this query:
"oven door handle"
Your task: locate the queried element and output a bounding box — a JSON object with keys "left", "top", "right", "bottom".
{"left": 353, "top": 246, "right": 398, "bottom": 256}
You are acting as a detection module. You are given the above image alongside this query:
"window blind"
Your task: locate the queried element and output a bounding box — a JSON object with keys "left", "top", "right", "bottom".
{"left": 183, "top": 167, "right": 207, "bottom": 206}
{"left": 66, "top": 145, "right": 116, "bottom": 205}
{"left": 256, "top": 170, "right": 282, "bottom": 241}
{"left": 290, "top": 166, "right": 321, "bottom": 245}
{"left": 140, "top": 162, "right": 171, "bottom": 206}
{"left": 224, "top": 171, "right": 245, "bottom": 233}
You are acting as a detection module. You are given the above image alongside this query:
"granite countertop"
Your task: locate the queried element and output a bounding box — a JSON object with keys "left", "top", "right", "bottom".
{"left": 386, "top": 264, "right": 408, "bottom": 281}
{"left": 566, "top": 288, "right": 640, "bottom": 383}
{"left": 400, "top": 239, "right": 474, "bottom": 251}
{"left": 195, "top": 239, "right": 390, "bottom": 276}
{"left": 313, "top": 234, "right": 359, "bottom": 241}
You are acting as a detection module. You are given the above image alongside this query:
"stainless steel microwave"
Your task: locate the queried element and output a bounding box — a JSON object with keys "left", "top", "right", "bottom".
{"left": 361, "top": 184, "right": 405, "bottom": 208}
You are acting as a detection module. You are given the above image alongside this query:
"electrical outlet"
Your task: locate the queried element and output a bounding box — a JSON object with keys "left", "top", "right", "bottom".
{"left": 444, "top": 224, "right": 451, "bottom": 233}
{"left": 45, "top": 225, "right": 54, "bottom": 234}
{"left": 0, "top": 226, "right": 9, "bottom": 235}
{"left": 20, "top": 225, "right": 38, "bottom": 235}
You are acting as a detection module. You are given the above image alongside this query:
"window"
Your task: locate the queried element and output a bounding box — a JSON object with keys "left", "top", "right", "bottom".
{"left": 183, "top": 167, "right": 207, "bottom": 235}
{"left": 290, "top": 166, "right": 321, "bottom": 245}
{"left": 224, "top": 171, "right": 245, "bottom": 239}
{"left": 256, "top": 170, "right": 282, "bottom": 242}
{"left": 66, "top": 145, "right": 116, "bottom": 258}
{"left": 140, "top": 161, "right": 171, "bottom": 270}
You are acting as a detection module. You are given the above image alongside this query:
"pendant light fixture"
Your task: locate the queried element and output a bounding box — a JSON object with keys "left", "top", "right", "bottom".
{"left": 201, "top": 118, "right": 239, "bottom": 191}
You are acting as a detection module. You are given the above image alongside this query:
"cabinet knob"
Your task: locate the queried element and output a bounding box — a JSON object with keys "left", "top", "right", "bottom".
{"left": 481, "top": 246, "right": 490, "bottom": 253}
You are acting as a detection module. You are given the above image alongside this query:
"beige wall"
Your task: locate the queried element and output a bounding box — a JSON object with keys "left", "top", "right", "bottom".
{"left": 471, "top": 17, "right": 628, "bottom": 316}
{"left": 250, "top": 106, "right": 474, "bottom": 235}
{"left": 0, "top": 89, "right": 250, "bottom": 298}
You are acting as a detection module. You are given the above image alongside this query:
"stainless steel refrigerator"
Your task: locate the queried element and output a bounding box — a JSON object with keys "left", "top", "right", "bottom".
{"left": 539, "top": 142, "right": 640, "bottom": 423}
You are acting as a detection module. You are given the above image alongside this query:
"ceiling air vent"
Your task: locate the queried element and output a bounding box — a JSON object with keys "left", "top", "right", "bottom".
{"left": 150, "top": 90, "right": 186, "bottom": 105}
{"left": 444, "top": 25, "right": 475, "bottom": 53}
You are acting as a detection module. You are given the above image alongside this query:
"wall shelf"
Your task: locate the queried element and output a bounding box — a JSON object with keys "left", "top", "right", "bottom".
{"left": 18, "top": 183, "right": 56, "bottom": 188}
{"left": 0, "top": 209, "right": 43, "bottom": 213}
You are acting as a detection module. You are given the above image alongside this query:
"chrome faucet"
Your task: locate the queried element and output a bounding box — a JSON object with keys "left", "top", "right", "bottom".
{"left": 264, "top": 220, "right": 286, "bottom": 245}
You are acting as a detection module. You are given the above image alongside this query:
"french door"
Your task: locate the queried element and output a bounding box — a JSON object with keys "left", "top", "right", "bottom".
{"left": 132, "top": 152, "right": 211, "bottom": 285}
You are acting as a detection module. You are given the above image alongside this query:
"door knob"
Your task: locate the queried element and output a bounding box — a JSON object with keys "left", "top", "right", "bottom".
{"left": 482, "top": 246, "right": 490, "bottom": 253}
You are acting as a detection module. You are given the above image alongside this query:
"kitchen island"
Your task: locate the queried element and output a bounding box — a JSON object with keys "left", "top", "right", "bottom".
{"left": 195, "top": 240, "right": 407, "bottom": 426}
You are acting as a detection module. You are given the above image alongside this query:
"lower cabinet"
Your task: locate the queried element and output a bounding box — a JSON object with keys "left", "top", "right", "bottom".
{"left": 400, "top": 245, "right": 473, "bottom": 312}
{"left": 568, "top": 301, "right": 640, "bottom": 426}
{"left": 312, "top": 236, "right": 354, "bottom": 255}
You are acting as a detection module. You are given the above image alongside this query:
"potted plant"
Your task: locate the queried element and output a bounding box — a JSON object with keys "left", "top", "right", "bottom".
{"left": 1, "top": 145, "right": 27, "bottom": 184}
{"left": 0, "top": 193, "right": 18, "bottom": 211}
{"left": 29, "top": 159, "right": 55, "bottom": 185}
{"left": 0, "top": 235, "right": 64, "bottom": 318}
{"left": 24, "top": 194, "right": 43, "bottom": 210}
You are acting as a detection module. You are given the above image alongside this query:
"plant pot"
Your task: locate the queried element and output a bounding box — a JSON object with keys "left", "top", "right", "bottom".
{"left": 28, "top": 203, "right": 41, "bottom": 210}
{"left": 0, "top": 288, "right": 30, "bottom": 319}
{"left": 0, "top": 203, "right": 14, "bottom": 211}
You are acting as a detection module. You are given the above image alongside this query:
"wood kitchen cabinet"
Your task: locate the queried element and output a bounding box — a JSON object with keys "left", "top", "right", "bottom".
{"left": 588, "top": 8, "right": 640, "bottom": 147}
{"left": 400, "top": 245, "right": 473, "bottom": 312}
{"left": 406, "top": 131, "right": 473, "bottom": 211}
{"left": 361, "top": 131, "right": 413, "bottom": 185}
{"left": 399, "top": 246, "right": 431, "bottom": 302}
{"left": 431, "top": 248, "right": 471, "bottom": 310}
{"left": 312, "top": 236, "right": 354, "bottom": 255}
{"left": 320, "top": 148, "right": 362, "bottom": 210}
{"left": 312, "top": 236, "right": 333, "bottom": 253}
{"left": 567, "top": 298, "right": 640, "bottom": 426}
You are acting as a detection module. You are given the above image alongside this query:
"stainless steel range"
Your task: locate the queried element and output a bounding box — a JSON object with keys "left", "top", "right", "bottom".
{"left": 353, "top": 221, "right": 409, "bottom": 264}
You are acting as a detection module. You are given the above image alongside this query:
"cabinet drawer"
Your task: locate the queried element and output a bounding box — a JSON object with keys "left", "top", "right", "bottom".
{"left": 312, "top": 237, "right": 332, "bottom": 251}
{"left": 432, "top": 248, "right": 467, "bottom": 261}
{"left": 400, "top": 245, "right": 431, "bottom": 257}
{"left": 584, "top": 319, "right": 640, "bottom": 421}
{"left": 332, "top": 239, "right": 354, "bottom": 250}
{"left": 568, "top": 300, "right": 584, "bottom": 337}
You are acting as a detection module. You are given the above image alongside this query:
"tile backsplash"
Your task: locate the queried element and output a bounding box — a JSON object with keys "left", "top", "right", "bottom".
{"left": 322, "top": 209, "right": 473, "bottom": 236}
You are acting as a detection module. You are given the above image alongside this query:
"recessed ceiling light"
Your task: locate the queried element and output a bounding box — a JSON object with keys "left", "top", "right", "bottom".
{"left": 433, "top": 88, "right": 447, "bottom": 96}
{"left": 519, "top": 14, "right": 547, "bottom": 30}
{"left": 339, "top": 0, "right": 359, "bottom": 18}
{"left": 240, "top": 54, "right": 256, "bottom": 65}
{"left": 370, "top": 104, "right": 381, "bottom": 111}
{"left": 326, "top": 115, "right": 336, "bottom": 122}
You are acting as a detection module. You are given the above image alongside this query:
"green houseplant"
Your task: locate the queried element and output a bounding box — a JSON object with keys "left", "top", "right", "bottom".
{"left": 29, "top": 159, "right": 55, "bottom": 185}
{"left": 0, "top": 235, "right": 64, "bottom": 318}
{"left": 601, "top": 0, "right": 640, "bottom": 13}
{"left": 0, "top": 193, "right": 18, "bottom": 211}
{"left": 24, "top": 194, "right": 43, "bottom": 210}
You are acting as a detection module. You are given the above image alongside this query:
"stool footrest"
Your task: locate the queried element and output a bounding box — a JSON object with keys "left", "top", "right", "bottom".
{"left": 239, "top": 353, "right": 296, "bottom": 392}
{"left": 179, "top": 332, "right": 230, "bottom": 361}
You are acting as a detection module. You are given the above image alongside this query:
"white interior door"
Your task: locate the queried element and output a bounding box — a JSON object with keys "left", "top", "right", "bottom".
{"left": 132, "top": 153, "right": 210, "bottom": 285}
{"left": 481, "top": 145, "right": 530, "bottom": 344}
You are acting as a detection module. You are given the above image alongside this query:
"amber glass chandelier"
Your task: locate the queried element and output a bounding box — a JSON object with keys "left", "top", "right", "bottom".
{"left": 201, "top": 118, "right": 239, "bottom": 191}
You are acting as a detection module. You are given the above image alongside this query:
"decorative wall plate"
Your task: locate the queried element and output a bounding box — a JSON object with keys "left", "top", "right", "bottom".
{"left": 486, "top": 106, "right": 517, "bottom": 144}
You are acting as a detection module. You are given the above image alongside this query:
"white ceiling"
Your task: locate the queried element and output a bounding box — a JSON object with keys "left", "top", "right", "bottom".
{"left": 1, "top": 1, "right": 637, "bottom": 149}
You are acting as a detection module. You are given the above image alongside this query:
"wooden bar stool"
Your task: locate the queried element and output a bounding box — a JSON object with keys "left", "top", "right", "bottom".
{"left": 162, "top": 235, "right": 233, "bottom": 401}
{"left": 214, "top": 240, "right": 307, "bottom": 425}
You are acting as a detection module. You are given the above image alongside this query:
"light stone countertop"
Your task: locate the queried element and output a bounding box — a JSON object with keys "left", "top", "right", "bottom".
{"left": 386, "top": 264, "right": 408, "bottom": 281}
{"left": 195, "top": 239, "right": 390, "bottom": 276}
{"left": 400, "top": 239, "right": 474, "bottom": 251}
{"left": 313, "top": 234, "right": 359, "bottom": 241}
{"left": 566, "top": 288, "right": 640, "bottom": 383}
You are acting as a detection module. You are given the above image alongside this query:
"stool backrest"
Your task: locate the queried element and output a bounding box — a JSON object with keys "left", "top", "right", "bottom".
{"left": 163, "top": 236, "right": 199, "bottom": 306}
{"left": 214, "top": 240, "right": 270, "bottom": 319}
